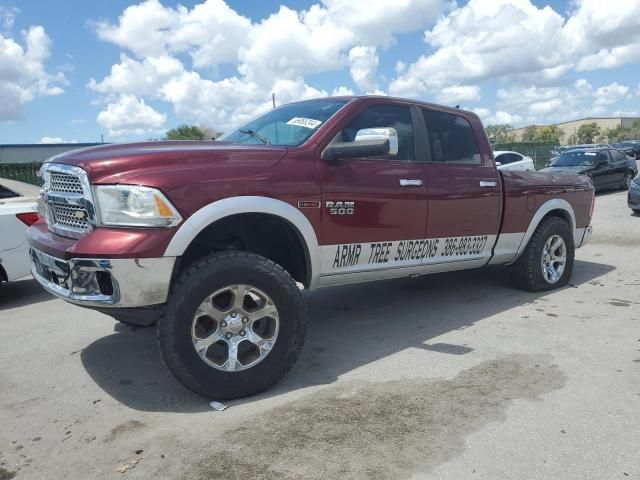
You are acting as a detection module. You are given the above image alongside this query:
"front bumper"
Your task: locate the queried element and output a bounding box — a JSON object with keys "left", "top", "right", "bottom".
{"left": 30, "top": 247, "right": 175, "bottom": 307}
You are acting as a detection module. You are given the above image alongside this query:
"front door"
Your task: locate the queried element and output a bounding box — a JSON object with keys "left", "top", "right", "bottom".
{"left": 419, "top": 107, "right": 502, "bottom": 267}
{"left": 317, "top": 103, "right": 428, "bottom": 278}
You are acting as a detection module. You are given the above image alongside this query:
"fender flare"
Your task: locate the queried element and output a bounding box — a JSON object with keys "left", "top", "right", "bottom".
{"left": 511, "top": 198, "right": 576, "bottom": 263}
{"left": 164, "top": 196, "right": 321, "bottom": 288}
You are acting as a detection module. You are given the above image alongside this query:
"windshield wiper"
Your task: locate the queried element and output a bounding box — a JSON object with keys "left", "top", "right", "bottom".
{"left": 239, "top": 129, "right": 270, "bottom": 145}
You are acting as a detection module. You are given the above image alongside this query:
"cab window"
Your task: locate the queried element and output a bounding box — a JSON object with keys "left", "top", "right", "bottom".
{"left": 341, "top": 104, "right": 415, "bottom": 161}
{"left": 422, "top": 109, "right": 481, "bottom": 164}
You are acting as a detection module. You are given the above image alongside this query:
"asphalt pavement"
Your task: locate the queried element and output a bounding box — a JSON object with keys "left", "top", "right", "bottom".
{"left": 0, "top": 189, "right": 638, "bottom": 480}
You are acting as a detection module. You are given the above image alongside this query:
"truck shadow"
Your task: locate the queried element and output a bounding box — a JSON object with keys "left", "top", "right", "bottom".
{"left": 80, "top": 259, "right": 614, "bottom": 413}
{"left": 0, "top": 277, "right": 53, "bottom": 311}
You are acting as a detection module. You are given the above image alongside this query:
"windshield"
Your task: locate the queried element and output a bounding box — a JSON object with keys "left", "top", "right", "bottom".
{"left": 551, "top": 150, "right": 599, "bottom": 167}
{"left": 219, "top": 99, "right": 348, "bottom": 147}
{"left": 613, "top": 142, "right": 635, "bottom": 149}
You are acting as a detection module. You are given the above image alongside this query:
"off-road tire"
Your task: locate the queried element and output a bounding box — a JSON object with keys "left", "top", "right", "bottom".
{"left": 156, "top": 251, "right": 306, "bottom": 399}
{"left": 512, "top": 216, "right": 575, "bottom": 292}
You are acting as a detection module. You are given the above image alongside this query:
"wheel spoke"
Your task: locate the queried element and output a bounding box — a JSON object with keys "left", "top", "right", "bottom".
{"left": 245, "top": 329, "right": 274, "bottom": 356}
{"left": 246, "top": 302, "right": 278, "bottom": 322}
{"left": 196, "top": 299, "right": 224, "bottom": 320}
{"left": 549, "top": 237, "right": 562, "bottom": 252}
{"left": 193, "top": 332, "right": 222, "bottom": 357}
{"left": 232, "top": 285, "right": 248, "bottom": 310}
{"left": 225, "top": 339, "right": 240, "bottom": 371}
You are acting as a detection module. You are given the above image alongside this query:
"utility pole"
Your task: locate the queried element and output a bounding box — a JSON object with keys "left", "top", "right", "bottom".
{"left": 272, "top": 93, "right": 276, "bottom": 109}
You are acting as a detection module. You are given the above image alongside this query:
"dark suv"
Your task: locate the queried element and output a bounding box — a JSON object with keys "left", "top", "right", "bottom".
{"left": 542, "top": 146, "right": 638, "bottom": 192}
{"left": 613, "top": 140, "right": 640, "bottom": 160}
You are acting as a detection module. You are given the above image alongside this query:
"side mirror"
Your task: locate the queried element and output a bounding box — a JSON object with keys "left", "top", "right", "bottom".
{"left": 321, "top": 127, "right": 398, "bottom": 163}
{"left": 596, "top": 159, "right": 608, "bottom": 168}
{"left": 495, "top": 161, "right": 502, "bottom": 166}
{"left": 354, "top": 128, "right": 399, "bottom": 155}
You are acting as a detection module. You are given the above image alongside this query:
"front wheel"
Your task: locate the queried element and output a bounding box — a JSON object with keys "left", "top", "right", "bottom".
{"left": 512, "top": 216, "right": 575, "bottom": 292}
{"left": 621, "top": 172, "right": 633, "bottom": 190}
{"left": 157, "top": 251, "right": 307, "bottom": 399}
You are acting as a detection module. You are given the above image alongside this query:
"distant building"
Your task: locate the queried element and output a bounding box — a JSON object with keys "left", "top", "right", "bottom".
{"left": 0, "top": 143, "right": 103, "bottom": 164}
{"left": 510, "top": 117, "right": 640, "bottom": 143}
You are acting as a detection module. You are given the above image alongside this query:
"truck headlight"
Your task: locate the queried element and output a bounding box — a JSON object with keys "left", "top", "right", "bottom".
{"left": 95, "top": 185, "right": 182, "bottom": 227}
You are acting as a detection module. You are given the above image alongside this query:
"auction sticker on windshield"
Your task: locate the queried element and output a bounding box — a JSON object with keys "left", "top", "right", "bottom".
{"left": 287, "top": 117, "right": 322, "bottom": 129}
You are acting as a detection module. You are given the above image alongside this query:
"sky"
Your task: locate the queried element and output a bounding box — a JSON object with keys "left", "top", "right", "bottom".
{"left": 1, "top": 0, "right": 639, "bottom": 144}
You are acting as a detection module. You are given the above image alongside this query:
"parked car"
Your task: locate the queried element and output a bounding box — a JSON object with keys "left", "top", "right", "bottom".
{"left": 612, "top": 140, "right": 640, "bottom": 160}
{"left": 629, "top": 176, "right": 640, "bottom": 214}
{"left": 493, "top": 150, "right": 535, "bottom": 171}
{"left": 541, "top": 146, "right": 638, "bottom": 192}
{"left": 0, "top": 179, "right": 40, "bottom": 286}
{"left": 27, "top": 96, "right": 594, "bottom": 399}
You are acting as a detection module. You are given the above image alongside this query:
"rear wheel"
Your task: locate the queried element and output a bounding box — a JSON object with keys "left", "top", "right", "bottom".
{"left": 512, "top": 216, "right": 575, "bottom": 292}
{"left": 157, "top": 251, "right": 306, "bottom": 399}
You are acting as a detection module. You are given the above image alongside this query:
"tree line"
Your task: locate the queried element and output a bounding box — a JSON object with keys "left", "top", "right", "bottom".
{"left": 486, "top": 120, "right": 640, "bottom": 145}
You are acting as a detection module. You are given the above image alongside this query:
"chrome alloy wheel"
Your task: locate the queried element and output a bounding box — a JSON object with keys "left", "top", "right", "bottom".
{"left": 624, "top": 172, "right": 633, "bottom": 189}
{"left": 541, "top": 235, "right": 567, "bottom": 284}
{"left": 191, "top": 284, "right": 279, "bottom": 372}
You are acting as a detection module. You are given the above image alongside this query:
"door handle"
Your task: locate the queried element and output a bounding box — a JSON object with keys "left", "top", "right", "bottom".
{"left": 479, "top": 180, "right": 497, "bottom": 188}
{"left": 399, "top": 179, "right": 423, "bottom": 187}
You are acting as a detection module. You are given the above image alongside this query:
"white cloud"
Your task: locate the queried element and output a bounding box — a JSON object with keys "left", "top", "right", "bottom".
{"left": 593, "top": 82, "right": 630, "bottom": 106}
{"left": 96, "top": 95, "right": 166, "bottom": 136}
{"left": 88, "top": 0, "right": 640, "bottom": 136}
{"left": 39, "top": 137, "right": 78, "bottom": 144}
{"left": 89, "top": 0, "right": 445, "bottom": 134}
{"left": 88, "top": 54, "right": 184, "bottom": 97}
{"left": 389, "top": 0, "right": 640, "bottom": 107}
{"left": 0, "top": 24, "right": 66, "bottom": 121}
{"left": 390, "top": 0, "right": 566, "bottom": 96}
{"left": 437, "top": 85, "right": 481, "bottom": 104}
{"left": 348, "top": 46, "right": 379, "bottom": 93}
{"left": 564, "top": 0, "right": 640, "bottom": 71}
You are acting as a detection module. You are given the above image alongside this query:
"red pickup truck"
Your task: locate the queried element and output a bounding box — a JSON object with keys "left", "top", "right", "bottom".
{"left": 28, "top": 96, "right": 594, "bottom": 399}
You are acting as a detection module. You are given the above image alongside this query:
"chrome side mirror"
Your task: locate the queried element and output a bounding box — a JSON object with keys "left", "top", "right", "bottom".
{"left": 354, "top": 127, "right": 399, "bottom": 156}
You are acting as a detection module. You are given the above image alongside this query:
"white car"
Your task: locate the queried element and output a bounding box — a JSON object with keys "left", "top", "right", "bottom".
{"left": 0, "top": 178, "right": 40, "bottom": 285}
{"left": 493, "top": 151, "right": 535, "bottom": 171}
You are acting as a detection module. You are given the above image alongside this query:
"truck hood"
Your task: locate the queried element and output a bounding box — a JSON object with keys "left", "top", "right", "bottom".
{"left": 539, "top": 166, "right": 590, "bottom": 174}
{"left": 46, "top": 141, "right": 289, "bottom": 183}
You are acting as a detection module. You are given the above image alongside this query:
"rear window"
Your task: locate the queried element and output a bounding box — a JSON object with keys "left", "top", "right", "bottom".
{"left": 422, "top": 109, "right": 481, "bottom": 164}
{"left": 0, "top": 185, "right": 20, "bottom": 199}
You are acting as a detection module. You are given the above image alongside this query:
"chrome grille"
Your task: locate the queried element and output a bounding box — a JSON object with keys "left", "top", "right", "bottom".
{"left": 41, "top": 164, "right": 95, "bottom": 239}
{"left": 50, "top": 172, "right": 84, "bottom": 194}
{"left": 48, "top": 202, "right": 89, "bottom": 230}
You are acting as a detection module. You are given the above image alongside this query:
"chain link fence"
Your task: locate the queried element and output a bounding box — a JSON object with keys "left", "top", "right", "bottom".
{"left": 492, "top": 142, "right": 559, "bottom": 170}
{"left": 0, "top": 163, "right": 43, "bottom": 186}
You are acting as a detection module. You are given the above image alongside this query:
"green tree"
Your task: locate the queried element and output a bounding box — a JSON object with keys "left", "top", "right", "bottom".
{"left": 485, "top": 124, "right": 515, "bottom": 143}
{"left": 602, "top": 125, "right": 626, "bottom": 143}
{"left": 534, "top": 124, "right": 563, "bottom": 144}
{"left": 521, "top": 125, "right": 538, "bottom": 142}
{"left": 165, "top": 124, "right": 208, "bottom": 140}
{"left": 576, "top": 122, "right": 601, "bottom": 144}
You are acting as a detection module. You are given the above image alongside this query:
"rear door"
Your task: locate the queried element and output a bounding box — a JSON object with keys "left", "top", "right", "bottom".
{"left": 419, "top": 107, "right": 502, "bottom": 267}
{"left": 318, "top": 102, "right": 428, "bottom": 278}
{"left": 610, "top": 149, "right": 631, "bottom": 184}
